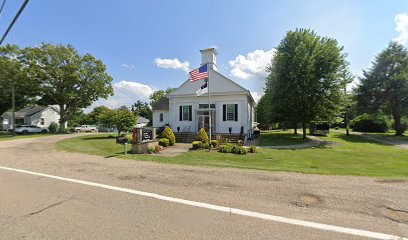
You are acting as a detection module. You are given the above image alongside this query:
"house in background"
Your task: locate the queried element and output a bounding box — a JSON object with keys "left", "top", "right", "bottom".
{"left": 152, "top": 48, "right": 256, "bottom": 142}
{"left": 1, "top": 105, "right": 65, "bottom": 131}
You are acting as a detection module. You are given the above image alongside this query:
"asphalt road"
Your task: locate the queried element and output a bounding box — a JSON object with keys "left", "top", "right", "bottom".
{"left": 0, "top": 134, "right": 407, "bottom": 240}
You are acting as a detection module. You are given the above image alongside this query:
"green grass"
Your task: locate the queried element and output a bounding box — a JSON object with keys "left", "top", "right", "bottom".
{"left": 0, "top": 133, "right": 59, "bottom": 141}
{"left": 364, "top": 131, "right": 408, "bottom": 141}
{"left": 56, "top": 132, "right": 408, "bottom": 178}
{"left": 258, "top": 130, "right": 309, "bottom": 146}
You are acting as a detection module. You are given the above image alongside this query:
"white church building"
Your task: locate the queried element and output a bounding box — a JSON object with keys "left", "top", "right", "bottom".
{"left": 152, "top": 48, "right": 256, "bottom": 141}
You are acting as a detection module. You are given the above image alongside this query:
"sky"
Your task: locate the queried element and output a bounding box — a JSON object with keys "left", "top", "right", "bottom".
{"left": 1, "top": 0, "right": 408, "bottom": 111}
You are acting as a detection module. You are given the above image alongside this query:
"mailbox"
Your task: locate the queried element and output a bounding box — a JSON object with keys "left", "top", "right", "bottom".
{"left": 116, "top": 137, "right": 128, "bottom": 144}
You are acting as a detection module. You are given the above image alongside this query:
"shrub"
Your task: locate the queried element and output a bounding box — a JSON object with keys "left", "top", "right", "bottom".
{"left": 125, "top": 134, "right": 133, "bottom": 143}
{"left": 162, "top": 126, "right": 176, "bottom": 145}
{"left": 350, "top": 114, "right": 390, "bottom": 133}
{"left": 196, "top": 128, "right": 209, "bottom": 143}
{"left": 218, "top": 143, "right": 233, "bottom": 153}
{"left": 155, "top": 145, "right": 161, "bottom": 152}
{"left": 192, "top": 141, "right": 202, "bottom": 150}
{"left": 211, "top": 140, "right": 219, "bottom": 148}
{"left": 201, "top": 142, "right": 210, "bottom": 149}
{"left": 48, "top": 122, "right": 59, "bottom": 133}
{"left": 159, "top": 138, "right": 170, "bottom": 147}
{"left": 233, "top": 146, "right": 248, "bottom": 155}
{"left": 146, "top": 146, "right": 156, "bottom": 154}
{"left": 249, "top": 145, "right": 257, "bottom": 153}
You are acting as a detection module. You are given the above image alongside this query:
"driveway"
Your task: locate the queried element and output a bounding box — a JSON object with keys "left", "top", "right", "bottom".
{"left": 0, "top": 135, "right": 407, "bottom": 239}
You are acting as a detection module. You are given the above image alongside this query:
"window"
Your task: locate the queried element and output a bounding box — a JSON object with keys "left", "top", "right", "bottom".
{"left": 183, "top": 106, "right": 190, "bottom": 121}
{"left": 159, "top": 113, "right": 163, "bottom": 122}
{"left": 226, "top": 105, "right": 235, "bottom": 121}
{"left": 40, "top": 118, "right": 45, "bottom": 125}
{"left": 223, "top": 104, "right": 238, "bottom": 121}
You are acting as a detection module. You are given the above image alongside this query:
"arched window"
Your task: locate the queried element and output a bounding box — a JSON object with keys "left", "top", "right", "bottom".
{"left": 160, "top": 113, "right": 163, "bottom": 122}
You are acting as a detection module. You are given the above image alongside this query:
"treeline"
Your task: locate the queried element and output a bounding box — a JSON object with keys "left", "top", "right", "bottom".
{"left": 257, "top": 29, "right": 408, "bottom": 137}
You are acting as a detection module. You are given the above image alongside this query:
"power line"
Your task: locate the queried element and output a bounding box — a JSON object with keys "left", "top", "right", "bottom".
{"left": 0, "top": 0, "right": 29, "bottom": 45}
{"left": 0, "top": 0, "right": 6, "bottom": 19}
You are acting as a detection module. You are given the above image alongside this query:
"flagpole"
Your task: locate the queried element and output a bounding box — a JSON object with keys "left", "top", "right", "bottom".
{"left": 207, "top": 63, "right": 212, "bottom": 150}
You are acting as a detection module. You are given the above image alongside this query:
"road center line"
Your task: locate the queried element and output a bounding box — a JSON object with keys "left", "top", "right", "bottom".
{"left": 0, "top": 165, "right": 406, "bottom": 240}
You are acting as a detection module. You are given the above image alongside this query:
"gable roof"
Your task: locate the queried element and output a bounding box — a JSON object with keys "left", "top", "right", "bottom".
{"left": 1, "top": 105, "right": 59, "bottom": 118}
{"left": 167, "top": 68, "right": 255, "bottom": 104}
{"left": 151, "top": 97, "right": 169, "bottom": 111}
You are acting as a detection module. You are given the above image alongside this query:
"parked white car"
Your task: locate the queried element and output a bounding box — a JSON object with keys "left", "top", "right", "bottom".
{"left": 15, "top": 125, "right": 48, "bottom": 134}
{"left": 74, "top": 125, "right": 98, "bottom": 133}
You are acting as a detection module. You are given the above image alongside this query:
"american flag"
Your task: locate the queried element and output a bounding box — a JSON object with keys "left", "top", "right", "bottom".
{"left": 189, "top": 64, "right": 208, "bottom": 82}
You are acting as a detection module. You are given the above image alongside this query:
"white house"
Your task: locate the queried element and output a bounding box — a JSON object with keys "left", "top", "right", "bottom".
{"left": 1, "top": 105, "right": 64, "bottom": 131}
{"left": 152, "top": 48, "right": 256, "bottom": 140}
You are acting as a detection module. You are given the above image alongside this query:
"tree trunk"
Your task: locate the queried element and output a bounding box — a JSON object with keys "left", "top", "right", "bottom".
{"left": 302, "top": 122, "right": 307, "bottom": 140}
{"left": 294, "top": 127, "right": 297, "bottom": 135}
{"left": 59, "top": 104, "right": 66, "bottom": 133}
{"left": 393, "top": 112, "right": 403, "bottom": 136}
{"left": 345, "top": 111, "right": 350, "bottom": 136}
{"left": 117, "top": 129, "right": 121, "bottom": 137}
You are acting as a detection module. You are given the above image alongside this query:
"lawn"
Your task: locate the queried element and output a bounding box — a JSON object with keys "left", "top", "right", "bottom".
{"left": 364, "top": 131, "right": 408, "bottom": 141}
{"left": 56, "top": 132, "right": 408, "bottom": 178}
{"left": 258, "top": 130, "right": 309, "bottom": 146}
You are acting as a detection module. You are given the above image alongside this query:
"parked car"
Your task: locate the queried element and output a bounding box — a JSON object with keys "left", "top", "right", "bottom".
{"left": 15, "top": 125, "right": 48, "bottom": 134}
{"left": 73, "top": 125, "right": 98, "bottom": 133}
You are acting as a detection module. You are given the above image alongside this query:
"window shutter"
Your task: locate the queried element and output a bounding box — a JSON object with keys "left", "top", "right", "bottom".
{"left": 234, "top": 104, "right": 238, "bottom": 121}
{"left": 189, "top": 106, "right": 192, "bottom": 121}
{"left": 223, "top": 104, "right": 226, "bottom": 121}
{"left": 179, "top": 106, "right": 182, "bottom": 121}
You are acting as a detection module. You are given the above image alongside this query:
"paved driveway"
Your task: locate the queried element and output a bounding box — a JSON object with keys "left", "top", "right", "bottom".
{"left": 0, "top": 135, "right": 407, "bottom": 239}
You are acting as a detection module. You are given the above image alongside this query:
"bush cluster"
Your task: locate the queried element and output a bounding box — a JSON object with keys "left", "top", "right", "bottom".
{"left": 191, "top": 141, "right": 210, "bottom": 150}
{"left": 350, "top": 114, "right": 390, "bottom": 133}
{"left": 48, "top": 122, "right": 59, "bottom": 133}
{"left": 249, "top": 145, "right": 257, "bottom": 153}
{"left": 210, "top": 140, "right": 219, "bottom": 148}
{"left": 158, "top": 138, "right": 170, "bottom": 147}
{"left": 218, "top": 143, "right": 234, "bottom": 153}
{"left": 162, "top": 127, "right": 176, "bottom": 145}
{"left": 125, "top": 134, "right": 132, "bottom": 143}
{"left": 196, "top": 128, "right": 209, "bottom": 143}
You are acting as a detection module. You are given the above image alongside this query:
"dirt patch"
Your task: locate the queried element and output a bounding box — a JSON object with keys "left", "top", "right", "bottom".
{"left": 257, "top": 176, "right": 281, "bottom": 182}
{"left": 118, "top": 175, "right": 147, "bottom": 181}
{"left": 382, "top": 207, "right": 408, "bottom": 224}
{"left": 295, "top": 194, "right": 321, "bottom": 207}
{"left": 375, "top": 179, "right": 407, "bottom": 184}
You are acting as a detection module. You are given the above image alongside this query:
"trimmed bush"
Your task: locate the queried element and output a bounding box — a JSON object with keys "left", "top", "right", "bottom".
{"left": 249, "top": 145, "right": 257, "bottom": 153}
{"left": 192, "top": 141, "right": 202, "bottom": 150}
{"left": 233, "top": 146, "right": 248, "bottom": 155}
{"left": 162, "top": 127, "right": 176, "bottom": 145}
{"left": 218, "top": 143, "right": 233, "bottom": 153}
{"left": 48, "top": 122, "right": 59, "bottom": 133}
{"left": 211, "top": 140, "right": 219, "bottom": 148}
{"left": 201, "top": 142, "right": 210, "bottom": 149}
{"left": 196, "top": 128, "right": 209, "bottom": 143}
{"left": 350, "top": 114, "right": 390, "bottom": 133}
{"left": 159, "top": 138, "right": 170, "bottom": 147}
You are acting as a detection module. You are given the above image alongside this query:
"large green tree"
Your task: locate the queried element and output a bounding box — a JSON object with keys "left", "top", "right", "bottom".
{"left": 356, "top": 42, "right": 408, "bottom": 135}
{"left": 265, "top": 29, "right": 347, "bottom": 139}
{"left": 131, "top": 100, "right": 152, "bottom": 123}
{"left": 0, "top": 45, "right": 38, "bottom": 117}
{"left": 23, "top": 43, "right": 113, "bottom": 132}
{"left": 149, "top": 88, "right": 175, "bottom": 107}
{"left": 98, "top": 106, "right": 136, "bottom": 136}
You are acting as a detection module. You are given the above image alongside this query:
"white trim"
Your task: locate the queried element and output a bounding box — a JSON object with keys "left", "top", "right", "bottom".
{"left": 0, "top": 165, "right": 405, "bottom": 240}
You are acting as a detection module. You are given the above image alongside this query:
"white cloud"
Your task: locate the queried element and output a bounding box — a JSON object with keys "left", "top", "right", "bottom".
{"left": 85, "top": 81, "right": 155, "bottom": 112}
{"left": 154, "top": 58, "right": 190, "bottom": 72}
{"left": 394, "top": 13, "right": 408, "bottom": 45}
{"left": 250, "top": 91, "right": 263, "bottom": 103}
{"left": 121, "top": 64, "right": 136, "bottom": 70}
{"left": 229, "top": 49, "right": 275, "bottom": 80}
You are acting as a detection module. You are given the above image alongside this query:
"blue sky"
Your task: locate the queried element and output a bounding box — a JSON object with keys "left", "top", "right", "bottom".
{"left": 1, "top": 0, "right": 407, "bottom": 110}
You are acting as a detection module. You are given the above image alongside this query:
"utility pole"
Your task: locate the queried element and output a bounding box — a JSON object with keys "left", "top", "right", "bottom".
{"left": 11, "top": 81, "right": 15, "bottom": 132}
{"left": 344, "top": 86, "right": 350, "bottom": 136}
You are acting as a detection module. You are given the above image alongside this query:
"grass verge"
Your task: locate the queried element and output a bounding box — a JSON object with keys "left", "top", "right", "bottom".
{"left": 56, "top": 132, "right": 408, "bottom": 178}
{"left": 258, "top": 130, "right": 309, "bottom": 146}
